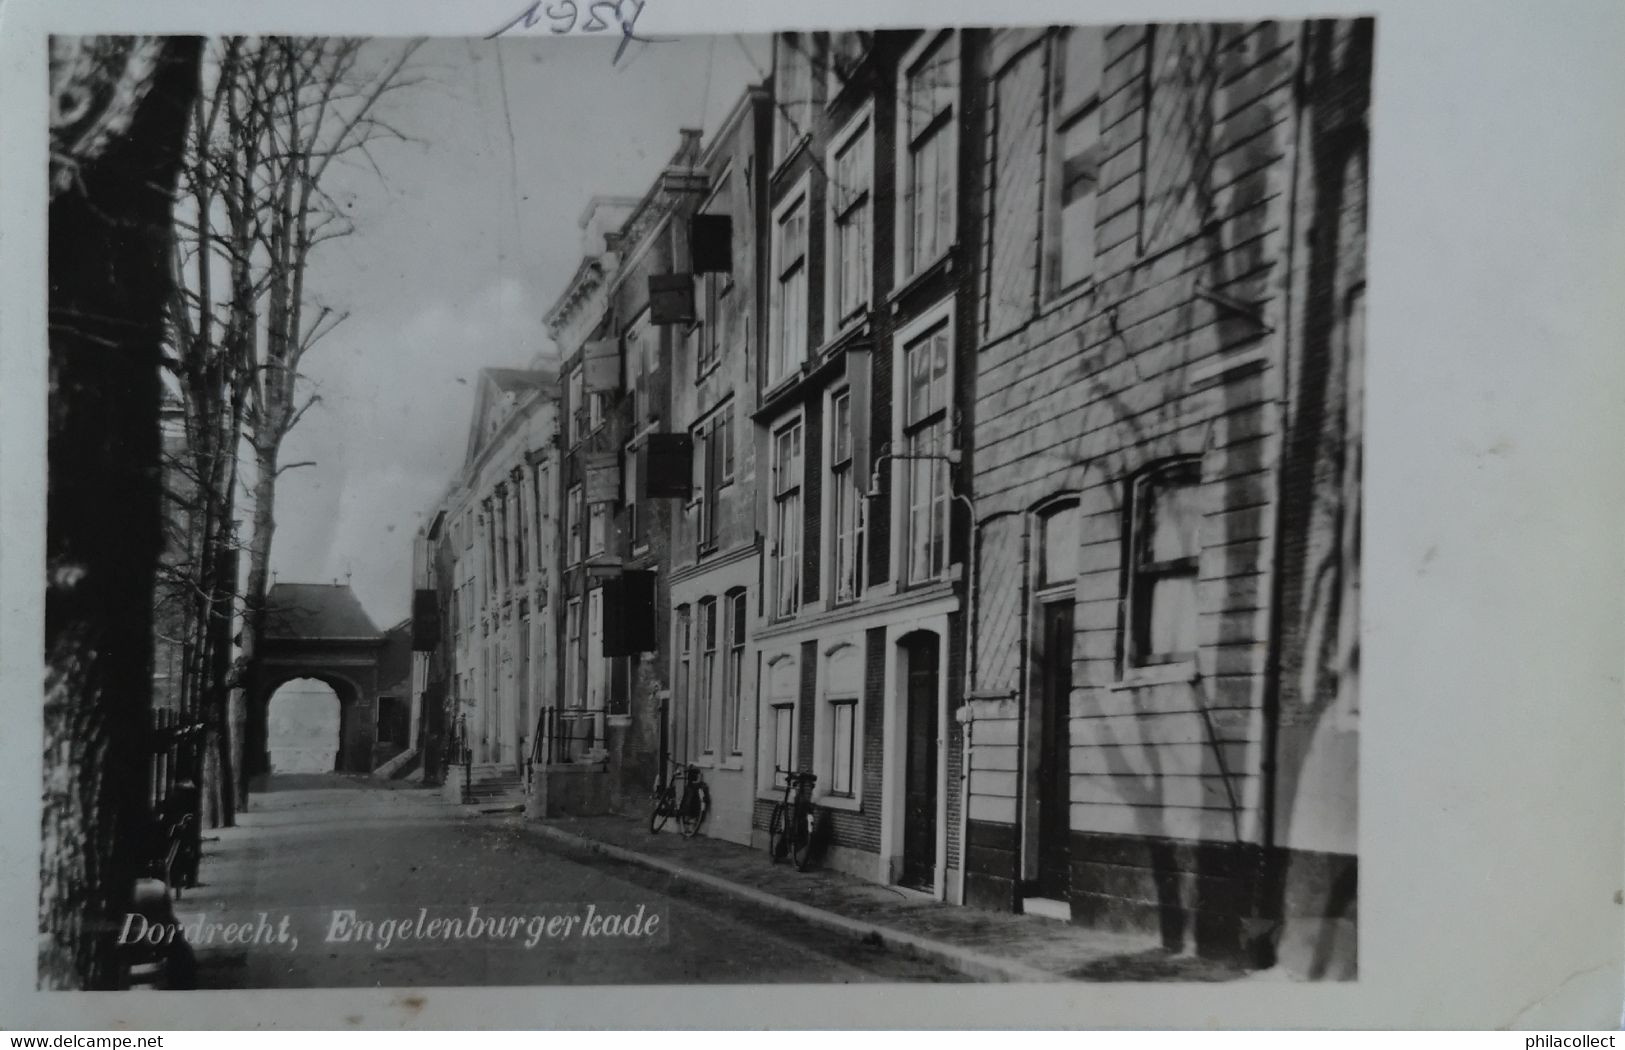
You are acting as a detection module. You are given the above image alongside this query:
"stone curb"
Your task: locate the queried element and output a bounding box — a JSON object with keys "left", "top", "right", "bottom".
{"left": 523, "top": 821, "right": 1065, "bottom": 984}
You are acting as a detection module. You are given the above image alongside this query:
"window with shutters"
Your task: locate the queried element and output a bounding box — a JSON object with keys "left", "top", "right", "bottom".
{"left": 588, "top": 501, "right": 607, "bottom": 557}
{"left": 826, "top": 105, "right": 873, "bottom": 331}
{"left": 1043, "top": 27, "right": 1105, "bottom": 299}
{"left": 1124, "top": 458, "right": 1204, "bottom": 671}
{"left": 565, "top": 597, "right": 582, "bottom": 705}
{"left": 587, "top": 586, "right": 606, "bottom": 711}
{"left": 568, "top": 366, "right": 585, "bottom": 446}
{"left": 897, "top": 31, "right": 958, "bottom": 282}
{"left": 567, "top": 484, "right": 583, "bottom": 565}
{"left": 771, "top": 418, "right": 804, "bottom": 618}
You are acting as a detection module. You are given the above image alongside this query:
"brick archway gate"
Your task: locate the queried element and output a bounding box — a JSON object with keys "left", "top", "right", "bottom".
{"left": 245, "top": 583, "right": 387, "bottom": 781}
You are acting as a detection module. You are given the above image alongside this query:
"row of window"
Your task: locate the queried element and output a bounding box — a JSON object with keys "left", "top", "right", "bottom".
{"left": 765, "top": 305, "right": 956, "bottom": 622}
{"left": 758, "top": 459, "right": 1201, "bottom": 810}
{"left": 767, "top": 27, "right": 1107, "bottom": 394}
{"left": 763, "top": 641, "right": 864, "bottom": 802}
{"left": 674, "top": 590, "right": 750, "bottom": 760}
{"left": 451, "top": 463, "right": 551, "bottom": 639}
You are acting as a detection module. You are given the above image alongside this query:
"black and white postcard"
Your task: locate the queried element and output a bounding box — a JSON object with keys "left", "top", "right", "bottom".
{"left": 3, "top": 0, "right": 1622, "bottom": 1030}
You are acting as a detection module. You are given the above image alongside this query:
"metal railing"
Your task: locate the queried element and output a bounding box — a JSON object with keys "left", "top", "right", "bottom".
{"left": 143, "top": 707, "right": 205, "bottom": 894}
{"left": 537, "top": 707, "right": 606, "bottom": 765}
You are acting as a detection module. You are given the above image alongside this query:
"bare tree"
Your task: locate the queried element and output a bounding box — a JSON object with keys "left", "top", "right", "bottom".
{"left": 161, "top": 37, "right": 423, "bottom": 808}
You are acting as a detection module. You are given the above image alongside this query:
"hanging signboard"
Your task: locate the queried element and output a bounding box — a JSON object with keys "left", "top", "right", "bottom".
{"left": 642, "top": 432, "right": 693, "bottom": 499}
{"left": 601, "top": 570, "right": 657, "bottom": 657}
{"left": 847, "top": 348, "right": 872, "bottom": 492}
{"left": 648, "top": 273, "right": 696, "bottom": 326}
{"left": 583, "top": 450, "right": 620, "bottom": 504}
{"left": 690, "top": 213, "right": 733, "bottom": 274}
{"left": 582, "top": 339, "right": 620, "bottom": 393}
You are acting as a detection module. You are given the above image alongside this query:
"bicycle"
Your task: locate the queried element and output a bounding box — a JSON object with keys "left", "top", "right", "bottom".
{"left": 767, "top": 767, "right": 819, "bottom": 871}
{"left": 649, "top": 757, "right": 710, "bottom": 838}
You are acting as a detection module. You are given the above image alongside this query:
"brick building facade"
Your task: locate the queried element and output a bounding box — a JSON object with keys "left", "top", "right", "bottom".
{"left": 409, "top": 18, "right": 1365, "bottom": 977}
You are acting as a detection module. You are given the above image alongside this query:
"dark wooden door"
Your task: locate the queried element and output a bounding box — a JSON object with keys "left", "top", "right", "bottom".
{"left": 900, "top": 634, "right": 940, "bottom": 891}
{"left": 1036, "top": 600, "right": 1075, "bottom": 900}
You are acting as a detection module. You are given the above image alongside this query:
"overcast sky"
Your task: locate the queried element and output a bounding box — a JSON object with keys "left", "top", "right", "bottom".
{"left": 268, "top": 34, "right": 769, "bottom": 627}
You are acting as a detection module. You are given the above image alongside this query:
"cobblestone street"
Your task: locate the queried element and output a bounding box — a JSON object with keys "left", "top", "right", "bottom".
{"left": 179, "top": 776, "right": 959, "bottom": 987}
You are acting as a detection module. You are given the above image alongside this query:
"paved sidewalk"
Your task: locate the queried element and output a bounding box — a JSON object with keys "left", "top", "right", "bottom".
{"left": 524, "top": 812, "right": 1248, "bottom": 983}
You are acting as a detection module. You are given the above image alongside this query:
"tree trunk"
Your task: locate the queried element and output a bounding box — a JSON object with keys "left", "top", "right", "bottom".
{"left": 232, "top": 441, "right": 281, "bottom": 809}
{"left": 42, "top": 34, "right": 200, "bottom": 991}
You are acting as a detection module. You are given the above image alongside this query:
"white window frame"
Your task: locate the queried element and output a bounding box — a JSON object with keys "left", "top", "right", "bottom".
{"left": 566, "top": 484, "right": 583, "bottom": 565}
{"left": 814, "top": 640, "right": 863, "bottom": 806}
{"left": 823, "top": 385, "right": 866, "bottom": 606}
{"left": 697, "top": 595, "right": 718, "bottom": 755}
{"left": 759, "top": 650, "right": 800, "bottom": 796}
{"left": 588, "top": 501, "right": 607, "bottom": 557}
{"left": 770, "top": 415, "right": 805, "bottom": 619}
{"left": 693, "top": 403, "right": 733, "bottom": 557}
{"left": 567, "top": 365, "right": 585, "bottom": 446}
{"left": 893, "top": 30, "right": 961, "bottom": 287}
{"left": 565, "top": 597, "right": 582, "bottom": 705}
{"left": 1122, "top": 457, "right": 1205, "bottom": 678}
{"left": 890, "top": 299, "right": 956, "bottom": 588}
{"left": 824, "top": 102, "right": 875, "bottom": 336}
{"left": 1042, "top": 26, "right": 1106, "bottom": 302}
{"left": 694, "top": 170, "right": 734, "bottom": 379}
{"left": 723, "top": 588, "right": 747, "bottom": 756}
{"left": 587, "top": 586, "right": 606, "bottom": 711}
{"left": 768, "top": 173, "right": 813, "bottom": 389}
{"left": 674, "top": 603, "right": 692, "bottom": 760}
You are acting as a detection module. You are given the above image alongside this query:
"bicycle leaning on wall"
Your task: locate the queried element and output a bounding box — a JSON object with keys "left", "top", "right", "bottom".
{"left": 650, "top": 756, "right": 710, "bottom": 838}
{"left": 768, "top": 767, "right": 821, "bottom": 871}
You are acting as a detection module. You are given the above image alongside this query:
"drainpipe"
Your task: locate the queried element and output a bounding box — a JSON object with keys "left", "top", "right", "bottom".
{"left": 954, "top": 499, "right": 980, "bottom": 906}
{"left": 1252, "top": 21, "right": 1313, "bottom": 960}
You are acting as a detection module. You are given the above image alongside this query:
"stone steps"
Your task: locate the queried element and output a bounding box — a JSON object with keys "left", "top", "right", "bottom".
{"left": 452, "top": 765, "right": 527, "bottom": 809}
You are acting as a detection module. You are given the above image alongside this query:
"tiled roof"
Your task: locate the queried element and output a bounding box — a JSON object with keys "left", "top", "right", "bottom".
{"left": 263, "top": 583, "right": 382, "bottom": 641}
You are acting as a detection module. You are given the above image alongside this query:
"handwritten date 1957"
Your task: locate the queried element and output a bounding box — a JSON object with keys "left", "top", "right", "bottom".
{"left": 487, "top": 0, "right": 658, "bottom": 61}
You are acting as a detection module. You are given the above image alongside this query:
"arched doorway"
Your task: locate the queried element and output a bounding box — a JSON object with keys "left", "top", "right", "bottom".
{"left": 265, "top": 678, "right": 342, "bottom": 774}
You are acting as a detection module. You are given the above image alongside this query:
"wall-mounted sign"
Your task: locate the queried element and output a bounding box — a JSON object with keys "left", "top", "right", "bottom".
{"left": 648, "top": 273, "right": 696, "bottom": 326}
{"left": 583, "top": 340, "right": 620, "bottom": 393}
{"left": 583, "top": 450, "right": 620, "bottom": 504}
{"left": 690, "top": 214, "right": 733, "bottom": 274}
{"left": 642, "top": 433, "right": 693, "bottom": 499}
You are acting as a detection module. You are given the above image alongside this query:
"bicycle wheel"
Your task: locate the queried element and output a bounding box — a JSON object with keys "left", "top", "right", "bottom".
{"left": 678, "top": 781, "right": 710, "bottom": 838}
{"left": 790, "top": 801, "right": 816, "bottom": 871}
{"left": 767, "top": 801, "right": 790, "bottom": 861}
{"left": 649, "top": 783, "right": 675, "bottom": 833}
